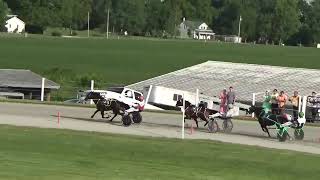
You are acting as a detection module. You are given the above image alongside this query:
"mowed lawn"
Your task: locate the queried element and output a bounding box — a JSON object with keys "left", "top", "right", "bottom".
{"left": 0, "top": 125, "right": 319, "bottom": 180}
{"left": 1, "top": 36, "right": 320, "bottom": 85}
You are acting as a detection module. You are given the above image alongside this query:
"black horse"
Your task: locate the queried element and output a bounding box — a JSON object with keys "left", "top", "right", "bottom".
{"left": 247, "top": 106, "right": 290, "bottom": 137}
{"left": 84, "top": 91, "right": 129, "bottom": 122}
{"left": 176, "top": 98, "right": 216, "bottom": 128}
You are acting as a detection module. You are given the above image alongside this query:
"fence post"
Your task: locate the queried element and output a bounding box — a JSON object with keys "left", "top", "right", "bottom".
{"left": 302, "top": 96, "right": 307, "bottom": 119}
{"left": 145, "top": 85, "right": 153, "bottom": 105}
{"left": 90, "top": 80, "right": 94, "bottom": 105}
{"left": 195, "top": 89, "right": 199, "bottom": 107}
{"left": 252, "top": 93, "right": 256, "bottom": 118}
{"left": 298, "top": 95, "right": 302, "bottom": 112}
{"left": 41, "top": 78, "right": 45, "bottom": 102}
{"left": 182, "top": 93, "right": 185, "bottom": 139}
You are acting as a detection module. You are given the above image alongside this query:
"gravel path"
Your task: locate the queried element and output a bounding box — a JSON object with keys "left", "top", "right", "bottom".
{"left": 0, "top": 102, "right": 320, "bottom": 154}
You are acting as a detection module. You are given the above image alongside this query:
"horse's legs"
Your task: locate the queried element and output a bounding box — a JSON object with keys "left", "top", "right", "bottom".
{"left": 109, "top": 113, "right": 118, "bottom": 122}
{"left": 265, "top": 127, "right": 271, "bottom": 137}
{"left": 200, "top": 113, "right": 209, "bottom": 127}
{"left": 100, "top": 110, "right": 105, "bottom": 118}
{"left": 193, "top": 118, "right": 199, "bottom": 128}
{"left": 204, "top": 119, "right": 209, "bottom": 127}
{"left": 91, "top": 109, "right": 100, "bottom": 118}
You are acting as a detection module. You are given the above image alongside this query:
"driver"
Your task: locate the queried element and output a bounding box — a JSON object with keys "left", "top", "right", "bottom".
{"left": 262, "top": 91, "right": 272, "bottom": 114}
{"left": 260, "top": 91, "right": 273, "bottom": 121}
{"left": 122, "top": 91, "right": 139, "bottom": 115}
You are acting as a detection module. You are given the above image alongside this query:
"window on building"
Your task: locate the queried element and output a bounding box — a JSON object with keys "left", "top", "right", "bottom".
{"left": 173, "top": 94, "right": 182, "bottom": 101}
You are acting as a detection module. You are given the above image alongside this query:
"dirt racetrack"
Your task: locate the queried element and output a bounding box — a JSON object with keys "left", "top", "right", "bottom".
{"left": 0, "top": 102, "right": 320, "bottom": 154}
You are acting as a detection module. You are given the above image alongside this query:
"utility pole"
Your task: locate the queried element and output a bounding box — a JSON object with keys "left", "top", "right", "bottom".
{"left": 87, "top": 11, "right": 90, "bottom": 38}
{"left": 107, "top": 8, "right": 110, "bottom": 39}
{"left": 237, "top": 15, "right": 242, "bottom": 43}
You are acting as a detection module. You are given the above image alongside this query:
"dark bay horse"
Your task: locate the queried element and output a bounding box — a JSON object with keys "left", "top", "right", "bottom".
{"left": 85, "top": 91, "right": 129, "bottom": 122}
{"left": 247, "top": 106, "right": 290, "bottom": 137}
{"left": 176, "top": 99, "right": 215, "bottom": 128}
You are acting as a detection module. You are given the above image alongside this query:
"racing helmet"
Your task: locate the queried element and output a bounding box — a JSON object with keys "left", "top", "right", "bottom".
{"left": 298, "top": 112, "right": 304, "bottom": 118}
{"left": 124, "top": 90, "right": 132, "bottom": 97}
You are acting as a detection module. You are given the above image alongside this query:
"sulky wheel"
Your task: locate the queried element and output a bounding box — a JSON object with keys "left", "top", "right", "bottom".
{"left": 132, "top": 112, "right": 142, "bottom": 124}
{"left": 122, "top": 115, "right": 132, "bottom": 127}
{"left": 294, "top": 129, "right": 304, "bottom": 140}
{"left": 222, "top": 119, "right": 233, "bottom": 133}
{"left": 277, "top": 128, "right": 288, "bottom": 142}
{"left": 208, "top": 120, "right": 219, "bottom": 133}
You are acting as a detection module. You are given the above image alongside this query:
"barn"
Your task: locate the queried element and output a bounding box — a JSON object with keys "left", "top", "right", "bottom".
{"left": 0, "top": 69, "right": 60, "bottom": 101}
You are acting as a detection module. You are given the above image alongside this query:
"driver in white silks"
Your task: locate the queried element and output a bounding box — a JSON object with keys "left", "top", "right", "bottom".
{"left": 122, "top": 91, "right": 140, "bottom": 115}
{"left": 210, "top": 104, "right": 238, "bottom": 118}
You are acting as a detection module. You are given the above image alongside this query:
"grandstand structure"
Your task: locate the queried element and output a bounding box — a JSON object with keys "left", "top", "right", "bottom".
{"left": 127, "top": 61, "right": 320, "bottom": 103}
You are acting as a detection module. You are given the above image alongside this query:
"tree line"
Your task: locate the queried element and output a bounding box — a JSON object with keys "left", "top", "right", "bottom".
{"left": 0, "top": 0, "right": 320, "bottom": 46}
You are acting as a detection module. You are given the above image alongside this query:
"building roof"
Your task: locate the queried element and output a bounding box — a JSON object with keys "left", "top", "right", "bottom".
{"left": 127, "top": 61, "right": 320, "bottom": 103}
{"left": 182, "top": 21, "right": 212, "bottom": 31}
{"left": 0, "top": 69, "right": 60, "bottom": 89}
{"left": 5, "top": 16, "right": 25, "bottom": 25}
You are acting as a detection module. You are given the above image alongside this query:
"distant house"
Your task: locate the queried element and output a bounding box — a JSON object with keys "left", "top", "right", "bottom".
{"left": 5, "top": 15, "right": 25, "bottom": 33}
{"left": 178, "top": 18, "right": 215, "bottom": 40}
{"left": 0, "top": 69, "right": 60, "bottom": 101}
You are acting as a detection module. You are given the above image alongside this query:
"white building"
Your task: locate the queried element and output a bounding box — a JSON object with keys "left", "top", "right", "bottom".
{"left": 5, "top": 16, "right": 25, "bottom": 33}
{"left": 178, "top": 18, "right": 215, "bottom": 40}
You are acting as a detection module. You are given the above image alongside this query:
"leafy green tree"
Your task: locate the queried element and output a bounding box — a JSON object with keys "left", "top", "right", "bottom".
{"left": 256, "top": 0, "right": 276, "bottom": 43}
{"left": 112, "top": 0, "right": 146, "bottom": 35}
{"left": 271, "top": 0, "right": 300, "bottom": 43}
{"left": 240, "top": 0, "right": 258, "bottom": 42}
{"left": 214, "top": 0, "right": 241, "bottom": 35}
{"left": 185, "top": 0, "right": 215, "bottom": 25}
{"left": 286, "top": 0, "right": 313, "bottom": 46}
{"left": 59, "top": 0, "right": 92, "bottom": 34}
{"left": 91, "top": 0, "right": 112, "bottom": 33}
{"left": 308, "top": 0, "right": 320, "bottom": 43}
{"left": 145, "top": 0, "right": 168, "bottom": 36}
{"left": 0, "top": 0, "right": 9, "bottom": 31}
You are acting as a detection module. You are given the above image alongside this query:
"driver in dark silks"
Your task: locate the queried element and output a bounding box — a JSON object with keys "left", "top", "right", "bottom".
{"left": 309, "top": 92, "right": 318, "bottom": 123}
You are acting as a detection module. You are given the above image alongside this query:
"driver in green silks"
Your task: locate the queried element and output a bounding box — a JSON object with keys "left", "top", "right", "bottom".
{"left": 261, "top": 91, "right": 272, "bottom": 119}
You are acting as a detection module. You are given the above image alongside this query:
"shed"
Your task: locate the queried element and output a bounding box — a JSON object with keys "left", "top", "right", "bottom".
{"left": 5, "top": 16, "right": 25, "bottom": 33}
{"left": 0, "top": 69, "right": 60, "bottom": 101}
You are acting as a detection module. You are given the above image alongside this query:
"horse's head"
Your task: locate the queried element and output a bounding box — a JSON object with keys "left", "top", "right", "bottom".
{"left": 85, "top": 91, "right": 103, "bottom": 101}
{"left": 175, "top": 98, "right": 184, "bottom": 107}
{"left": 175, "top": 98, "right": 192, "bottom": 108}
{"left": 197, "top": 103, "right": 207, "bottom": 112}
{"left": 246, "top": 105, "right": 256, "bottom": 115}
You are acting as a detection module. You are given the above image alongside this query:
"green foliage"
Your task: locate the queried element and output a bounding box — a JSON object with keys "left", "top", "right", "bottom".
{"left": 2, "top": 0, "right": 319, "bottom": 45}
{"left": 0, "top": 0, "right": 9, "bottom": 31}
{"left": 51, "top": 31, "right": 61, "bottom": 37}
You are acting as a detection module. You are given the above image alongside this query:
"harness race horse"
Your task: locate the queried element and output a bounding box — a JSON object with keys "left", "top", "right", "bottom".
{"left": 84, "top": 91, "right": 128, "bottom": 121}
{"left": 247, "top": 106, "right": 305, "bottom": 141}
{"left": 176, "top": 98, "right": 215, "bottom": 128}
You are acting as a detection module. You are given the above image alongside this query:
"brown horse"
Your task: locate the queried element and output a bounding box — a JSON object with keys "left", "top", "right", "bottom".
{"left": 176, "top": 99, "right": 216, "bottom": 128}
